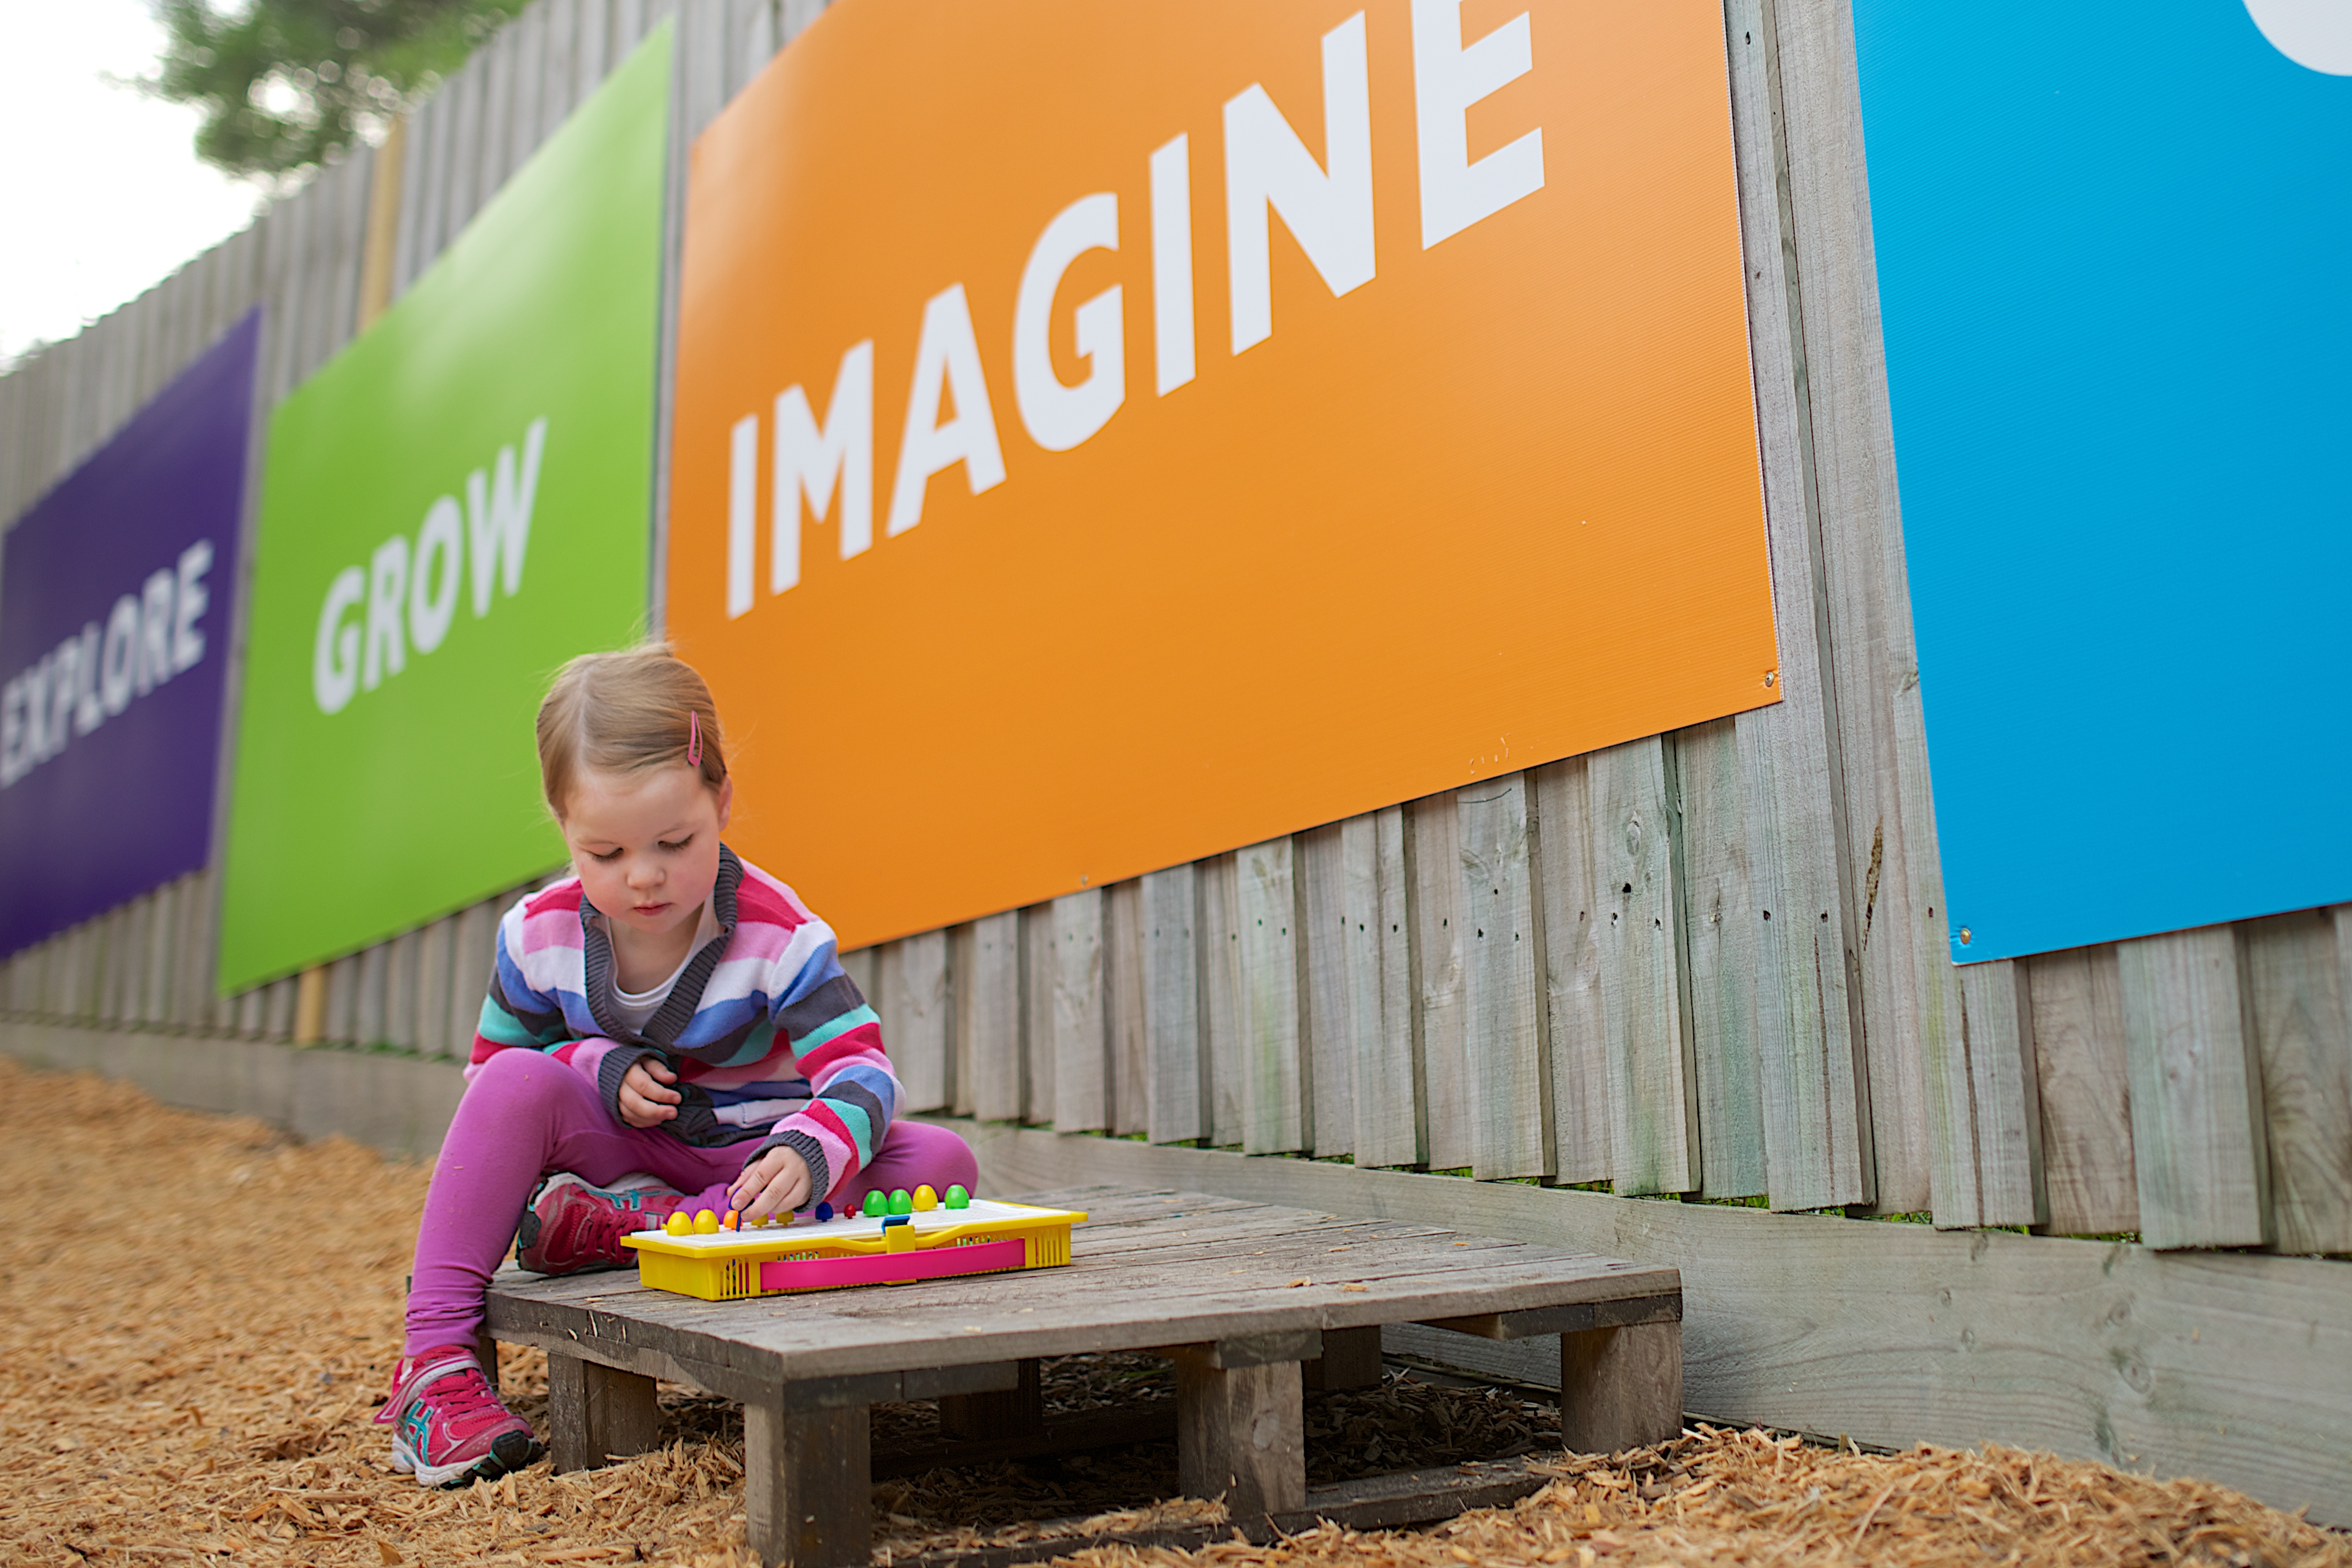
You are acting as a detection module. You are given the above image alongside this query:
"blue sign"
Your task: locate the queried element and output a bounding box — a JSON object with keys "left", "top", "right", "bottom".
{"left": 0, "top": 312, "right": 258, "bottom": 958}
{"left": 1854, "top": 1, "right": 2352, "bottom": 963}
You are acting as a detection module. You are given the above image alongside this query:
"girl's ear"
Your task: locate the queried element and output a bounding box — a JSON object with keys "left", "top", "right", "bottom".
{"left": 715, "top": 775, "right": 734, "bottom": 832}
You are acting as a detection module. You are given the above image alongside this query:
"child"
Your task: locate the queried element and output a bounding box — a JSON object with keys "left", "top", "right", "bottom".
{"left": 375, "top": 645, "right": 978, "bottom": 1486}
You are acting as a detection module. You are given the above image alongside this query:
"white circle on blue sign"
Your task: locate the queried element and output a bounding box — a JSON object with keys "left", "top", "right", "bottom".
{"left": 2244, "top": 0, "right": 2352, "bottom": 72}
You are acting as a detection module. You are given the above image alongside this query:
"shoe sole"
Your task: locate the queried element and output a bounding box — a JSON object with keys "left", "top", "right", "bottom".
{"left": 391, "top": 1431, "right": 546, "bottom": 1488}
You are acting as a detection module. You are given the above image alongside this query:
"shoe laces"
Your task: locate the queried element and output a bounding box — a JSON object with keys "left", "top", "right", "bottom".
{"left": 411, "top": 1355, "right": 510, "bottom": 1439}
{"left": 585, "top": 1194, "right": 672, "bottom": 1257}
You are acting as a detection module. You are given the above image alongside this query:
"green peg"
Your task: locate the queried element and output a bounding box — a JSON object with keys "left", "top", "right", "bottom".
{"left": 944, "top": 1185, "right": 971, "bottom": 1210}
{"left": 862, "top": 1189, "right": 888, "bottom": 1217}
{"left": 888, "top": 1188, "right": 913, "bottom": 1215}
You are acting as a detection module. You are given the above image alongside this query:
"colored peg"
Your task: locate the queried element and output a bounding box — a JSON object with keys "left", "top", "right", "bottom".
{"left": 888, "top": 1188, "right": 913, "bottom": 1215}
{"left": 944, "top": 1185, "right": 970, "bottom": 1210}
{"left": 722, "top": 1210, "right": 739, "bottom": 1231}
{"left": 665, "top": 1210, "right": 692, "bottom": 1236}
{"left": 912, "top": 1184, "right": 937, "bottom": 1211}
{"left": 862, "top": 1190, "right": 889, "bottom": 1217}
{"left": 815, "top": 1202, "right": 834, "bottom": 1223}
{"left": 693, "top": 1208, "right": 721, "bottom": 1234}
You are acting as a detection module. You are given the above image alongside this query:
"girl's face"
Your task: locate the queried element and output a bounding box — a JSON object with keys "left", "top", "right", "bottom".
{"left": 558, "top": 763, "right": 733, "bottom": 938}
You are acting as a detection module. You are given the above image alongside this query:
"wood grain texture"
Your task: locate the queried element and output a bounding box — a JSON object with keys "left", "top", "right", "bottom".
{"left": 1718, "top": 0, "right": 1873, "bottom": 1222}
{"left": 746, "top": 1396, "right": 870, "bottom": 1568}
{"left": 1587, "top": 738, "right": 1697, "bottom": 1195}
{"left": 1052, "top": 891, "right": 1109, "bottom": 1133}
{"left": 1673, "top": 721, "right": 1766, "bottom": 1198}
{"left": 1173, "top": 1352, "right": 1305, "bottom": 1515}
{"left": 948, "top": 923, "right": 977, "bottom": 1117}
{"left": 2242, "top": 911, "right": 2352, "bottom": 1256}
{"left": 1560, "top": 1322, "right": 1683, "bottom": 1453}
{"left": 1406, "top": 793, "right": 1469, "bottom": 1172}
{"left": 383, "top": 928, "right": 419, "bottom": 1051}
{"left": 1233, "top": 838, "right": 1305, "bottom": 1155}
{"left": 1200, "top": 853, "right": 1243, "bottom": 1146}
{"left": 411, "top": 916, "right": 455, "bottom": 1059}
{"left": 968, "top": 1126, "right": 2352, "bottom": 1527}
{"left": 1457, "top": 776, "right": 1546, "bottom": 1180}
{"left": 1106, "top": 879, "right": 1148, "bottom": 1137}
{"left": 1340, "top": 807, "right": 1416, "bottom": 1168}
{"left": 2022, "top": 942, "right": 2137, "bottom": 1236}
{"left": 547, "top": 1352, "right": 662, "bottom": 1471}
{"left": 1297, "top": 825, "right": 1355, "bottom": 1160}
{"left": 1140, "top": 865, "right": 1204, "bottom": 1145}
{"left": 2118, "top": 927, "right": 2270, "bottom": 1249}
{"left": 886, "top": 929, "right": 951, "bottom": 1114}
{"left": 961, "top": 910, "right": 1021, "bottom": 1123}
{"left": 1955, "top": 959, "right": 2046, "bottom": 1227}
{"left": 1531, "top": 759, "right": 1609, "bottom": 1185}
{"left": 1020, "top": 905, "right": 1054, "bottom": 1125}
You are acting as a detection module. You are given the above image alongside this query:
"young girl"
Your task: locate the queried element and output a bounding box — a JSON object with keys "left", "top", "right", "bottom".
{"left": 376, "top": 645, "right": 978, "bottom": 1486}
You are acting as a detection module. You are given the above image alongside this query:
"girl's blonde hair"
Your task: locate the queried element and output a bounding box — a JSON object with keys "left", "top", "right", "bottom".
{"left": 537, "top": 644, "right": 728, "bottom": 818}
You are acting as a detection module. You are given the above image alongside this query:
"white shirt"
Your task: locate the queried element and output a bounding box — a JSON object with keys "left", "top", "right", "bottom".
{"left": 600, "top": 898, "right": 720, "bottom": 1036}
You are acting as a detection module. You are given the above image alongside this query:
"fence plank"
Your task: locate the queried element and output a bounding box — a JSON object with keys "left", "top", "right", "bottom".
{"left": 1140, "top": 864, "right": 1204, "bottom": 1145}
{"left": 2118, "top": 927, "right": 2270, "bottom": 1248}
{"left": 356, "top": 941, "right": 390, "bottom": 1047}
{"left": 1106, "top": 878, "right": 1147, "bottom": 1137}
{"left": 1406, "top": 793, "right": 1469, "bottom": 1171}
{"left": 1674, "top": 720, "right": 1766, "bottom": 1198}
{"left": 1720, "top": 0, "right": 1875, "bottom": 1218}
{"left": 1589, "top": 737, "right": 1697, "bottom": 1195}
{"left": 1956, "top": 959, "right": 2047, "bottom": 1227}
{"left": 2242, "top": 910, "right": 2352, "bottom": 1256}
{"left": 1233, "top": 837, "right": 1305, "bottom": 1154}
{"left": 263, "top": 975, "right": 297, "bottom": 1042}
{"left": 381, "top": 928, "right": 418, "bottom": 1050}
{"left": 1051, "top": 890, "right": 1108, "bottom": 1132}
{"left": 1531, "top": 758, "right": 1607, "bottom": 1184}
{"left": 141, "top": 880, "right": 180, "bottom": 1026}
{"left": 1458, "top": 776, "right": 1546, "bottom": 1180}
{"left": 947, "top": 923, "right": 974, "bottom": 1117}
{"left": 1340, "top": 807, "right": 1416, "bottom": 1168}
{"left": 1019, "top": 904, "right": 1055, "bottom": 1124}
{"left": 1298, "top": 824, "right": 1354, "bottom": 1160}
{"left": 892, "top": 929, "right": 950, "bottom": 1113}
{"left": 412, "top": 915, "right": 455, "bottom": 1058}
{"left": 507, "top": 2, "right": 549, "bottom": 175}
{"left": 540, "top": 0, "right": 583, "bottom": 130}
{"left": 577, "top": 0, "right": 614, "bottom": 99}
{"left": 1199, "top": 853, "right": 1242, "bottom": 1145}
{"left": 960, "top": 910, "right": 1020, "bottom": 1122}
{"left": 2024, "top": 943, "right": 2138, "bottom": 1236}
{"left": 446, "top": 899, "right": 497, "bottom": 1056}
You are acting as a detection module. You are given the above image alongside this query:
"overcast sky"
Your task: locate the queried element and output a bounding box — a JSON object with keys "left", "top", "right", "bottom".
{"left": 0, "top": 0, "right": 266, "bottom": 367}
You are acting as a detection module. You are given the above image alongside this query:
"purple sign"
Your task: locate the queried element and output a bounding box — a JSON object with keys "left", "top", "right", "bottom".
{"left": 0, "top": 312, "right": 258, "bottom": 959}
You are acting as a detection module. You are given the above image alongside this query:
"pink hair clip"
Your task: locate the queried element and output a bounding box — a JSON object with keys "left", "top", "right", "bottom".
{"left": 687, "top": 709, "right": 702, "bottom": 768}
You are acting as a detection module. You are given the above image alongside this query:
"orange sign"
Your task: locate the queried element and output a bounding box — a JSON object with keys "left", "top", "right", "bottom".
{"left": 668, "top": 0, "right": 1777, "bottom": 948}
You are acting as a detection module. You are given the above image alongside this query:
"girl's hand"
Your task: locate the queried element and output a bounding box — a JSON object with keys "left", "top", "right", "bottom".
{"left": 618, "top": 1058, "right": 682, "bottom": 1127}
{"left": 729, "top": 1147, "right": 814, "bottom": 1224}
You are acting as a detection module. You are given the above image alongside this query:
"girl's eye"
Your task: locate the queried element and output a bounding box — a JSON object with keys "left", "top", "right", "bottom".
{"left": 658, "top": 835, "right": 694, "bottom": 853}
{"left": 590, "top": 847, "right": 624, "bottom": 863}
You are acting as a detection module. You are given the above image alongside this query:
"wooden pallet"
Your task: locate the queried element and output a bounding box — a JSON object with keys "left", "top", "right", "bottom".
{"left": 486, "top": 1185, "right": 1683, "bottom": 1568}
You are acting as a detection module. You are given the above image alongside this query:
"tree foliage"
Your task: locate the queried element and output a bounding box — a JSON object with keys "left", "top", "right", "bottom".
{"left": 148, "top": 0, "right": 530, "bottom": 179}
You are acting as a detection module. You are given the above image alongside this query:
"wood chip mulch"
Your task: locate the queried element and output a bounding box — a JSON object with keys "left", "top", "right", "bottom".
{"left": 3, "top": 1056, "right": 2344, "bottom": 1568}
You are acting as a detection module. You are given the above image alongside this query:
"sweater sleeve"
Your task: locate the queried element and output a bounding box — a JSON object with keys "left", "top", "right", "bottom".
{"left": 464, "top": 900, "right": 651, "bottom": 1119}
{"left": 749, "top": 928, "right": 900, "bottom": 1203}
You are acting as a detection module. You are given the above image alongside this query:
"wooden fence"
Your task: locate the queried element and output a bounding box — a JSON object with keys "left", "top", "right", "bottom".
{"left": 0, "top": 0, "right": 2345, "bottom": 1271}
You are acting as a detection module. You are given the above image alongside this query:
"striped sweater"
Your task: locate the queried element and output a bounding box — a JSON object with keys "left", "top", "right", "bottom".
{"left": 467, "top": 845, "right": 897, "bottom": 1202}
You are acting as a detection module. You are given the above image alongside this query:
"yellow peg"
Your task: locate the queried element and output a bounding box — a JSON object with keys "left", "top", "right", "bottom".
{"left": 665, "top": 1210, "right": 692, "bottom": 1236}
{"left": 912, "top": 1185, "right": 938, "bottom": 1211}
{"left": 693, "top": 1208, "right": 722, "bottom": 1234}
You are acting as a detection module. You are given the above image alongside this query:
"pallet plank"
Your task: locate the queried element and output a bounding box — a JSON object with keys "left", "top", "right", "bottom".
{"left": 1020, "top": 904, "right": 1056, "bottom": 1125}
{"left": 887, "top": 930, "right": 950, "bottom": 1114}
{"left": 1199, "top": 853, "right": 1243, "bottom": 1145}
{"left": 1955, "top": 959, "right": 2046, "bottom": 1227}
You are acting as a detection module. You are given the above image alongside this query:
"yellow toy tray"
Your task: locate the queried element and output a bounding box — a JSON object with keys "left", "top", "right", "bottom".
{"left": 621, "top": 1197, "right": 1087, "bottom": 1301}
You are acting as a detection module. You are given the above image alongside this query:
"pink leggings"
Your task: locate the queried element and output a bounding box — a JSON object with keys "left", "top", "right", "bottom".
{"left": 405, "top": 1047, "right": 977, "bottom": 1355}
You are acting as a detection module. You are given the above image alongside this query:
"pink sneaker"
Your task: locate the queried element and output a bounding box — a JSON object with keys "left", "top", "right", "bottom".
{"left": 374, "top": 1346, "right": 541, "bottom": 1487}
{"left": 515, "top": 1172, "right": 685, "bottom": 1276}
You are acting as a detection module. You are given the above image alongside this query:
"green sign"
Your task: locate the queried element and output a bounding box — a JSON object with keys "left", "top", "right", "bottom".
{"left": 218, "top": 26, "right": 671, "bottom": 993}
